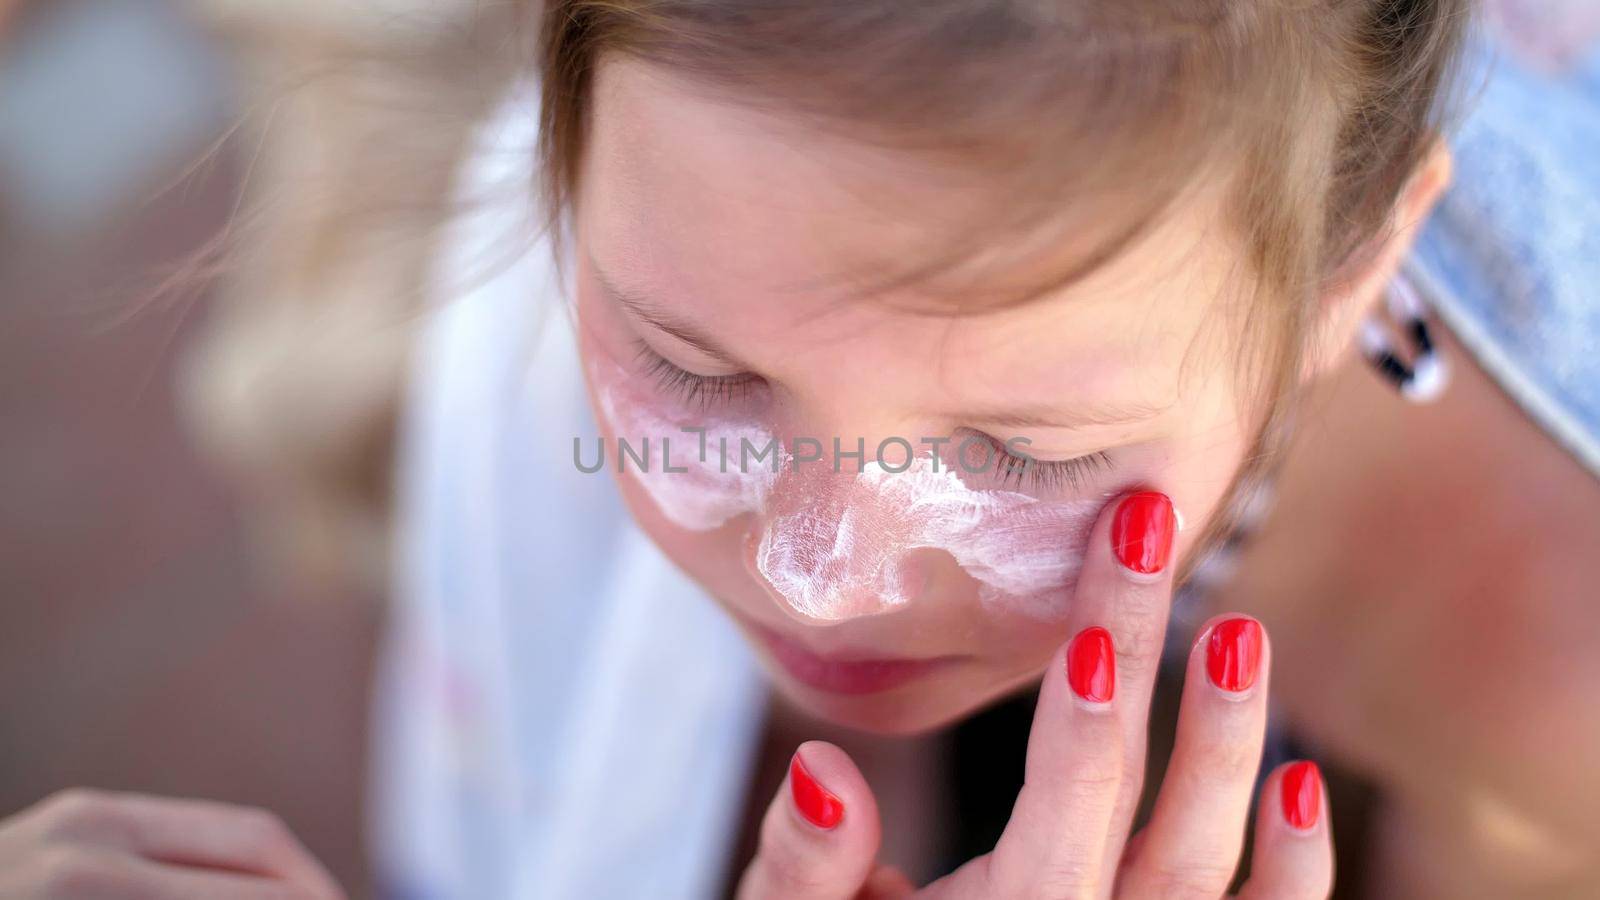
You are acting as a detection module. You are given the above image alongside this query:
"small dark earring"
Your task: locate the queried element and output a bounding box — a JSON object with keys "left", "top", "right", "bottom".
{"left": 1359, "top": 273, "right": 1449, "bottom": 403}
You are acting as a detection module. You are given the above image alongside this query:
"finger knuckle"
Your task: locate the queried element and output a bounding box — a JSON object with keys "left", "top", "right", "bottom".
{"left": 36, "top": 788, "right": 119, "bottom": 837}
{"left": 1009, "top": 767, "right": 1121, "bottom": 843}
{"left": 1028, "top": 862, "right": 1099, "bottom": 899}
{"left": 40, "top": 787, "right": 101, "bottom": 818}
{"left": 34, "top": 846, "right": 119, "bottom": 897}
{"left": 1059, "top": 756, "right": 1123, "bottom": 801}
{"left": 239, "top": 807, "right": 296, "bottom": 854}
{"left": 1145, "top": 859, "right": 1238, "bottom": 899}
{"left": 1187, "top": 736, "right": 1259, "bottom": 780}
{"left": 1115, "top": 586, "right": 1168, "bottom": 631}
{"left": 1112, "top": 634, "right": 1164, "bottom": 685}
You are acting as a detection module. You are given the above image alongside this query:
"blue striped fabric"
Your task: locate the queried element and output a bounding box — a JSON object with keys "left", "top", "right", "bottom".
{"left": 1409, "top": 23, "right": 1600, "bottom": 477}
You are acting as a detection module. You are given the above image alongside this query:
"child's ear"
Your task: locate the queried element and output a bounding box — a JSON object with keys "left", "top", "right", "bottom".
{"left": 1301, "top": 139, "right": 1454, "bottom": 384}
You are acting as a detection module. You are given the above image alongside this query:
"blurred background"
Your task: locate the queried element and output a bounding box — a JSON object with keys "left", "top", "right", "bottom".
{"left": 1, "top": 1, "right": 1595, "bottom": 898}
{"left": 0, "top": 1, "right": 383, "bottom": 892}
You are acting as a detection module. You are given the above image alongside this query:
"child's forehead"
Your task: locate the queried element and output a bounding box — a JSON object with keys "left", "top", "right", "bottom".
{"left": 585, "top": 59, "right": 982, "bottom": 269}
{"left": 582, "top": 54, "right": 1246, "bottom": 433}
{"left": 587, "top": 57, "right": 1242, "bottom": 281}
{"left": 582, "top": 194, "right": 1239, "bottom": 375}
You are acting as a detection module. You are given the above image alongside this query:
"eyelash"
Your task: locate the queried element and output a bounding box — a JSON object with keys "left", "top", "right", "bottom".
{"left": 636, "top": 342, "right": 762, "bottom": 408}
{"left": 635, "top": 342, "right": 1112, "bottom": 492}
{"left": 990, "top": 442, "right": 1111, "bottom": 493}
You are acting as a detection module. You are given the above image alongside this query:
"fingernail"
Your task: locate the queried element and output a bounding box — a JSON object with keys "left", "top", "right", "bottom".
{"left": 1281, "top": 760, "right": 1322, "bottom": 830}
{"left": 1065, "top": 626, "right": 1116, "bottom": 703}
{"left": 1111, "top": 491, "right": 1177, "bottom": 575}
{"left": 1205, "top": 617, "right": 1263, "bottom": 693}
{"left": 790, "top": 753, "right": 843, "bottom": 829}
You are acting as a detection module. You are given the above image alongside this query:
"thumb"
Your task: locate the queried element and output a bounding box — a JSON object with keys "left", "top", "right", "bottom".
{"left": 737, "top": 742, "right": 883, "bottom": 900}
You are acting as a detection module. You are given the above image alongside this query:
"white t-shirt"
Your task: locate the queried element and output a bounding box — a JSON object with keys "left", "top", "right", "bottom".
{"left": 369, "top": 86, "right": 767, "bottom": 900}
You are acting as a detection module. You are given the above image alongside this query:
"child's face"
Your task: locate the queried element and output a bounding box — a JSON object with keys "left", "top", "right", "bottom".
{"left": 573, "top": 59, "right": 1255, "bottom": 733}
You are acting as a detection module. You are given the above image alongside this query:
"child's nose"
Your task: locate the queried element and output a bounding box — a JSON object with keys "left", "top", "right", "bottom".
{"left": 741, "top": 452, "right": 944, "bottom": 623}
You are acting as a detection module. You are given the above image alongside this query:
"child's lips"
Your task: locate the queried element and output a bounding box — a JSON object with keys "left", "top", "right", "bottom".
{"left": 750, "top": 622, "right": 957, "bottom": 695}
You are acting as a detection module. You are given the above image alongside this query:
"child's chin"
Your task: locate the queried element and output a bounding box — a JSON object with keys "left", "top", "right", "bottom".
{"left": 772, "top": 664, "right": 1048, "bottom": 736}
{"left": 772, "top": 679, "right": 990, "bottom": 736}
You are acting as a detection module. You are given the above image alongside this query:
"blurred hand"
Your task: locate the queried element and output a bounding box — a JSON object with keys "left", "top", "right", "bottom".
{"left": 0, "top": 789, "right": 345, "bottom": 899}
{"left": 738, "top": 491, "right": 1333, "bottom": 899}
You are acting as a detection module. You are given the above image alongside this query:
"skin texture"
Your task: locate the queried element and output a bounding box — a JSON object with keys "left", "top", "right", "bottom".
{"left": 570, "top": 56, "right": 1444, "bottom": 736}
{"left": 1222, "top": 322, "right": 1600, "bottom": 897}
{"left": 572, "top": 57, "right": 1262, "bottom": 734}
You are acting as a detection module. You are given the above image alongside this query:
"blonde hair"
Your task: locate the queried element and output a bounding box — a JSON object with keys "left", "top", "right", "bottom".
{"left": 541, "top": 0, "right": 1474, "bottom": 577}
{"left": 181, "top": 1, "right": 519, "bottom": 586}
{"left": 188, "top": 0, "right": 1470, "bottom": 585}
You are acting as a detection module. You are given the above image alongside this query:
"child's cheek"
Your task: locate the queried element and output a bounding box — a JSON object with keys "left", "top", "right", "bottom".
{"left": 585, "top": 354, "right": 779, "bottom": 531}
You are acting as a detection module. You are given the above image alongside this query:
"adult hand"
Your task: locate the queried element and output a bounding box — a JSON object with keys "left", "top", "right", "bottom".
{"left": 738, "top": 491, "right": 1332, "bottom": 899}
{"left": 0, "top": 789, "right": 345, "bottom": 899}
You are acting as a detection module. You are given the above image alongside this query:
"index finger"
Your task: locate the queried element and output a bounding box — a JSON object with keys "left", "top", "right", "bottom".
{"left": 977, "top": 490, "right": 1178, "bottom": 894}
{"left": 1078, "top": 490, "right": 1182, "bottom": 882}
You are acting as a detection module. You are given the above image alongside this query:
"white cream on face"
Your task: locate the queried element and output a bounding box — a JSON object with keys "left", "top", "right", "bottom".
{"left": 593, "top": 360, "right": 781, "bottom": 530}
{"left": 592, "top": 358, "right": 1101, "bottom": 621}
{"left": 756, "top": 457, "right": 1100, "bottom": 621}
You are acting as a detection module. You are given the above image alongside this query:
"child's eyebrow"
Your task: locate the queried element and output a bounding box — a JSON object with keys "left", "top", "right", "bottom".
{"left": 592, "top": 263, "right": 742, "bottom": 365}
{"left": 968, "top": 400, "right": 1166, "bottom": 432}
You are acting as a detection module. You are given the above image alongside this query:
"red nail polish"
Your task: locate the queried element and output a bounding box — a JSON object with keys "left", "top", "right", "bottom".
{"left": 790, "top": 753, "right": 843, "bottom": 829}
{"left": 1111, "top": 491, "right": 1176, "bottom": 575}
{"left": 1281, "top": 760, "right": 1322, "bottom": 830}
{"left": 1066, "top": 626, "right": 1115, "bottom": 703}
{"left": 1206, "top": 617, "right": 1263, "bottom": 693}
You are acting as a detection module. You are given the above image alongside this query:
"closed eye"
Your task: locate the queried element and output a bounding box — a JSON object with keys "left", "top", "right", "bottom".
{"left": 979, "top": 432, "right": 1111, "bottom": 493}
{"left": 633, "top": 342, "right": 1111, "bottom": 491}
{"left": 635, "top": 341, "right": 763, "bottom": 408}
